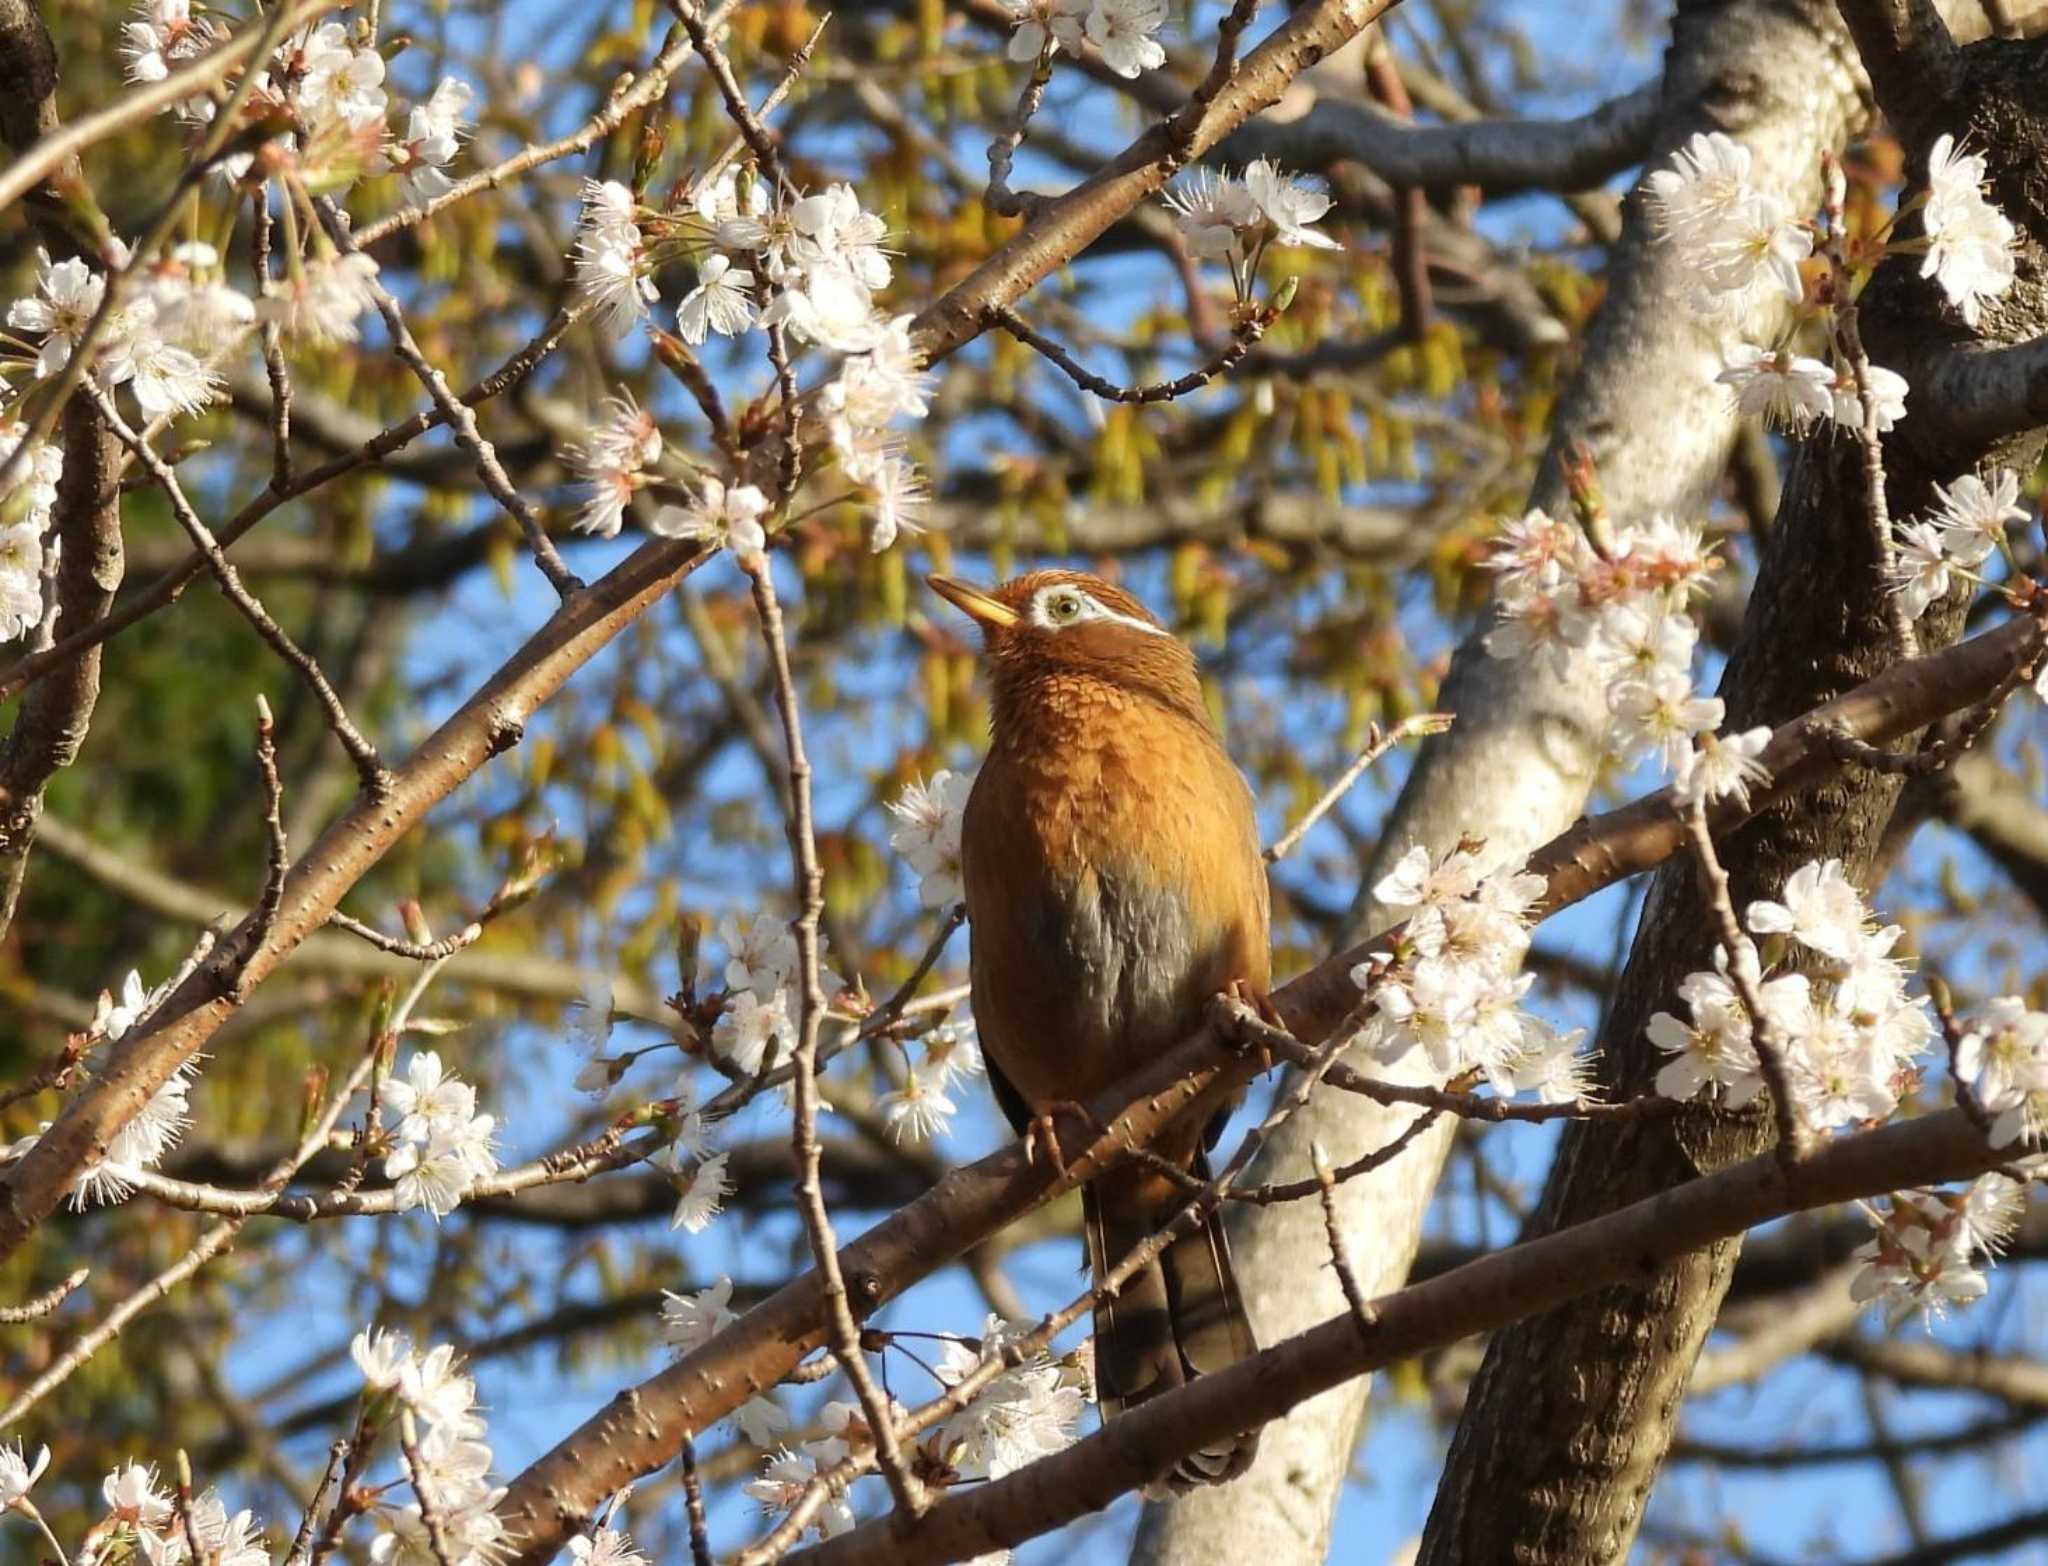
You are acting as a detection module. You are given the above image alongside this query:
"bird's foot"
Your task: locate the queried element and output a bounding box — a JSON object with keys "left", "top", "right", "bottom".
{"left": 1227, "top": 978, "right": 1287, "bottom": 1072}
{"left": 1025, "top": 1099, "right": 1099, "bottom": 1175}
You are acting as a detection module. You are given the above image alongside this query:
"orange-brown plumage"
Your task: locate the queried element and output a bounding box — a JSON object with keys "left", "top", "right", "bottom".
{"left": 930, "top": 569, "right": 1268, "bottom": 1490}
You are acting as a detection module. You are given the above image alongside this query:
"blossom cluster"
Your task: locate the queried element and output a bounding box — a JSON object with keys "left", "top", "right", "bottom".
{"left": 0, "top": 1444, "right": 268, "bottom": 1566}
{"left": 8, "top": 246, "right": 229, "bottom": 423}
{"left": 0, "top": 968, "right": 199, "bottom": 1207}
{"left": 1852, "top": 1171, "right": 2027, "bottom": 1326}
{"left": 351, "top": 1329, "right": 512, "bottom": 1566}
{"left": 1954, "top": 995, "right": 2048, "bottom": 1147}
{"left": 736, "top": 1312, "right": 1079, "bottom": 1549}
{"left": 1, "top": 7, "right": 480, "bottom": 645}
{"left": 1004, "top": 0, "right": 1167, "bottom": 77}
{"left": 1648, "top": 859, "right": 1933, "bottom": 1130}
{"left": 930, "top": 1315, "right": 1088, "bottom": 1482}
{"left": 1163, "top": 160, "right": 1340, "bottom": 302}
{"left": 134, "top": 6, "right": 474, "bottom": 205}
{"left": 887, "top": 770, "right": 972, "bottom": 909}
{"left": 1885, "top": 466, "right": 2033, "bottom": 622}
{"left": 380, "top": 1051, "right": 501, "bottom": 1218}
{"left": 1352, "top": 843, "right": 1590, "bottom": 1100}
{"left": 1483, "top": 506, "right": 1768, "bottom": 797}
{"left": 565, "top": 970, "right": 735, "bottom": 1231}
{"left": 1649, "top": 129, "right": 2019, "bottom": 435}
{"left": 569, "top": 168, "right": 931, "bottom": 554}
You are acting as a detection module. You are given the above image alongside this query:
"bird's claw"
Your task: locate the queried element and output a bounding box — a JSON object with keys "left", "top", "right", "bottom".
{"left": 1228, "top": 979, "right": 1285, "bottom": 1072}
{"left": 1025, "top": 1100, "right": 1098, "bottom": 1175}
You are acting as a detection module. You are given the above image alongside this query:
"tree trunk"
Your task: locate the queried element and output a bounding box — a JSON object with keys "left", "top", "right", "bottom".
{"left": 1416, "top": 25, "right": 2048, "bottom": 1564}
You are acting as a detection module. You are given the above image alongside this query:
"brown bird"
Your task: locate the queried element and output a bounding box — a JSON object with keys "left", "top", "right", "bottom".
{"left": 928, "top": 569, "right": 1268, "bottom": 1490}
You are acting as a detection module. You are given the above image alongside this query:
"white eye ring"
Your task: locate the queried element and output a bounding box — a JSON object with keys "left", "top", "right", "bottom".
{"left": 1027, "top": 583, "right": 1169, "bottom": 637}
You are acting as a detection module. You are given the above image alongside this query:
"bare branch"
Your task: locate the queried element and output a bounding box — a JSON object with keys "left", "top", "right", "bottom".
{"left": 1833, "top": 0, "right": 1962, "bottom": 125}
{"left": 1232, "top": 79, "right": 1662, "bottom": 194}
{"left": 85, "top": 382, "right": 391, "bottom": 797}
{"left": 986, "top": 299, "right": 1278, "bottom": 405}
{"left": 1266, "top": 713, "right": 1453, "bottom": 863}
{"left": 0, "top": 1266, "right": 86, "bottom": 1324}
{"left": 316, "top": 202, "right": 581, "bottom": 598}
{"left": 1891, "top": 335, "right": 2048, "bottom": 446}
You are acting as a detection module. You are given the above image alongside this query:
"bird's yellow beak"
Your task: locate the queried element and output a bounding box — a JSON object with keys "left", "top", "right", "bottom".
{"left": 926, "top": 575, "right": 1019, "bottom": 630}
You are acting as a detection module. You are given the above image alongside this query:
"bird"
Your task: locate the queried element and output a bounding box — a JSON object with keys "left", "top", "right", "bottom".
{"left": 927, "top": 568, "right": 1269, "bottom": 1490}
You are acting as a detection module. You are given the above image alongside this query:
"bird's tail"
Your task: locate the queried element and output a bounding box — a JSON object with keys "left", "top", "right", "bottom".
{"left": 1081, "top": 1151, "right": 1260, "bottom": 1490}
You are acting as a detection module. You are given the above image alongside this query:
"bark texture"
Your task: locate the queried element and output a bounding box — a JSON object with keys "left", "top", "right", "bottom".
{"left": 1131, "top": 1, "right": 1870, "bottom": 1559}
{"left": 1415, "top": 28, "right": 2048, "bottom": 1565}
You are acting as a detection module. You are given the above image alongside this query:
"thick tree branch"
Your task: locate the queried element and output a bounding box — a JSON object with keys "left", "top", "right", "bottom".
{"left": 0, "top": 537, "right": 710, "bottom": 1260}
{"left": 1892, "top": 335, "right": 2048, "bottom": 445}
{"left": 789, "top": 1108, "right": 2013, "bottom": 1566}
{"left": 1245, "top": 80, "right": 1662, "bottom": 194}
{"left": 0, "top": 395, "right": 121, "bottom": 937}
{"left": 1835, "top": 0, "right": 1963, "bottom": 120}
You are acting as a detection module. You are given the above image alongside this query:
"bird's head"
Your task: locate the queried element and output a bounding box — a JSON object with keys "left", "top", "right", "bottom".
{"left": 926, "top": 570, "right": 1208, "bottom": 732}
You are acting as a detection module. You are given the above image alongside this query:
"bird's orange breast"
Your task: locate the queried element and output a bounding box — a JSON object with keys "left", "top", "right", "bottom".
{"left": 961, "top": 671, "right": 1270, "bottom": 1122}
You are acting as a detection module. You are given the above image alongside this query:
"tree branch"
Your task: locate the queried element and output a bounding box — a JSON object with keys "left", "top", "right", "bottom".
{"left": 788, "top": 1108, "right": 2013, "bottom": 1566}
{"left": 0, "top": 394, "right": 121, "bottom": 938}
{"left": 0, "top": 537, "right": 710, "bottom": 1262}
{"left": 1243, "top": 79, "right": 1662, "bottom": 194}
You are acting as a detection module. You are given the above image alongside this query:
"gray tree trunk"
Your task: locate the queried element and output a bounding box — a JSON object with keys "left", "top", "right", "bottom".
{"left": 1415, "top": 20, "right": 2048, "bottom": 1564}
{"left": 1131, "top": 1, "right": 1876, "bottom": 1560}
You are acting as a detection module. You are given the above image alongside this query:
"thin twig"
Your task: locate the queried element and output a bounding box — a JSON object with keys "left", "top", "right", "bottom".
{"left": 315, "top": 202, "right": 582, "bottom": 598}
{"left": 1217, "top": 1003, "right": 1673, "bottom": 1126}
{"left": 986, "top": 50, "right": 1054, "bottom": 218}
{"left": 326, "top": 910, "right": 485, "bottom": 963}
{"left": 398, "top": 1413, "right": 463, "bottom": 1566}
{"left": 681, "top": 1435, "right": 715, "bottom": 1566}
{"left": 82, "top": 384, "right": 390, "bottom": 797}
{"left": 283, "top": 1440, "right": 348, "bottom": 1566}
{"left": 247, "top": 694, "right": 291, "bottom": 958}
{"left": 668, "top": 0, "right": 791, "bottom": 189}
{"left": 1926, "top": 977, "right": 1995, "bottom": 1136}
{"left": 1311, "top": 1142, "right": 1377, "bottom": 1338}
{"left": 250, "top": 195, "right": 294, "bottom": 490}
{"left": 1822, "top": 152, "right": 1917, "bottom": 660}
{"left": 742, "top": 554, "right": 925, "bottom": 1516}
{"left": 1266, "top": 713, "right": 1452, "bottom": 862}
{"left": 695, "top": 13, "right": 827, "bottom": 197}
{"left": 0, "top": 1267, "right": 87, "bottom": 1323}
{"left": 764, "top": 323, "right": 805, "bottom": 506}
{"left": 1682, "top": 797, "right": 1808, "bottom": 1164}
{"left": 985, "top": 299, "right": 1277, "bottom": 404}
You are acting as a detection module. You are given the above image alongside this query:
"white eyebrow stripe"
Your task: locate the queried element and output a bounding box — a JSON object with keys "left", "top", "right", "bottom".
{"left": 1029, "top": 585, "right": 1170, "bottom": 636}
{"left": 1092, "top": 603, "right": 1170, "bottom": 637}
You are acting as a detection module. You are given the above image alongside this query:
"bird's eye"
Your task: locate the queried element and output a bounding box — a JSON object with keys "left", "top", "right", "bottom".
{"left": 1049, "top": 593, "right": 1081, "bottom": 621}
